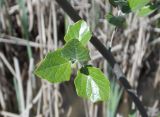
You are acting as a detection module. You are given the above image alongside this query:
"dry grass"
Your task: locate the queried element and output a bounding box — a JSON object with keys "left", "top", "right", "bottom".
{"left": 0, "top": 0, "right": 160, "bottom": 117}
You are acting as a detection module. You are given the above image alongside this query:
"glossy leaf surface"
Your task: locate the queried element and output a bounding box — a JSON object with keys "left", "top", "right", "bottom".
{"left": 64, "top": 20, "right": 92, "bottom": 45}
{"left": 62, "top": 39, "right": 90, "bottom": 63}
{"left": 34, "top": 49, "right": 71, "bottom": 83}
{"left": 74, "top": 66, "right": 110, "bottom": 102}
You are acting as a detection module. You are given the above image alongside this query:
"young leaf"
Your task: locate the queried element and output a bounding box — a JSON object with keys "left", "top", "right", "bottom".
{"left": 74, "top": 66, "right": 110, "bottom": 102}
{"left": 62, "top": 39, "right": 90, "bottom": 63}
{"left": 34, "top": 49, "right": 71, "bottom": 83}
{"left": 106, "top": 13, "right": 126, "bottom": 27}
{"left": 128, "top": 0, "right": 150, "bottom": 11}
{"left": 64, "top": 20, "right": 92, "bottom": 45}
{"left": 137, "top": 4, "right": 157, "bottom": 17}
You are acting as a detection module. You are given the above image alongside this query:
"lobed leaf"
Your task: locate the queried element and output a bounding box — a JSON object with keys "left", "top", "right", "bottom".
{"left": 62, "top": 39, "right": 90, "bottom": 63}
{"left": 64, "top": 20, "right": 92, "bottom": 45}
{"left": 34, "top": 49, "right": 71, "bottom": 83}
{"left": 74, "top": 66, "right": 110, "bottom": 102}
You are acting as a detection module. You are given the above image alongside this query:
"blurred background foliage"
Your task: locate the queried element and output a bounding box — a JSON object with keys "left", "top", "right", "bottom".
{"left": 0, "top": 0, "right": 160, "bottom": 117}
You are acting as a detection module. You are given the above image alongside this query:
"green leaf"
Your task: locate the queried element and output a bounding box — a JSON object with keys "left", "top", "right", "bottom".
{"left": 109, "top": 0, "right": 119, "bottom": 7}
{"left": 74, "top": 66, "right": 110, "bottom": 102}
{"left": 64, "top": 20, "right": 92, "bottom": 45}
{"left": 109, "top": 0, "right": 131, "bottom": 13}
{"left": 128, "top": 0, "right": 150, "bottom": 11}
{"left": 62, "top": 39, "right": 90, "bottom": 63}
{"left": 34, "top": 49, "right": 71, "bottom": 83}
{"left": 137, "top": 4, "right": 157, "bottom": 17}
{"left": 109, "top": 0, "right": 127, "bottom": 7}
{"left": 106, "top": 13, "right": 126, "bottom": 27}
{"left": 121, "top": 2, "right": 131, "bottom": 13}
